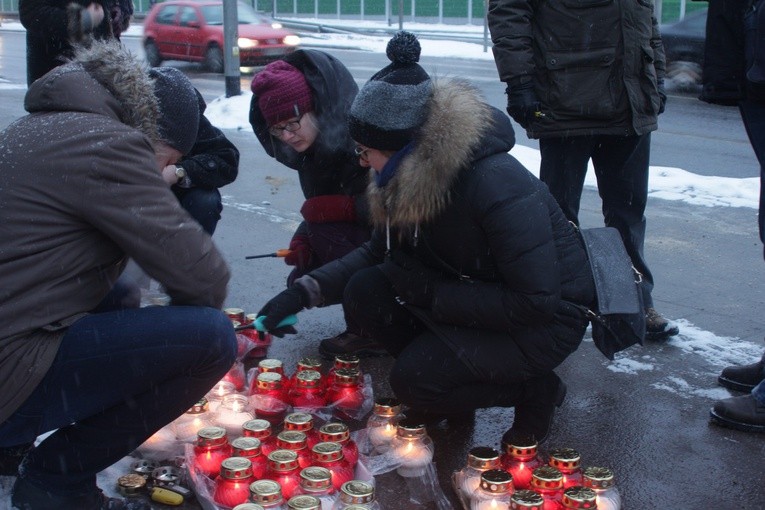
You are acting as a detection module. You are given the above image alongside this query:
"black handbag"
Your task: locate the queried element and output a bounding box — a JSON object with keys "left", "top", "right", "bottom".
{"left": 577, "top": 227, "right": 646, "bottom": 360}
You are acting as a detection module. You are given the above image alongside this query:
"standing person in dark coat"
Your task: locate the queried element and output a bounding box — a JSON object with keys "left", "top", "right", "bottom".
{"left": 253, "top": 32, "right": 597, "bottom": 444}
{"left": 250, "top": 50, "right": 381, "bottom": 358}
{"left": 703, "top": 0, "right": 765, "bottom": 433}
{"left": 487, "top": 0, "right": 679, "bottom": 341}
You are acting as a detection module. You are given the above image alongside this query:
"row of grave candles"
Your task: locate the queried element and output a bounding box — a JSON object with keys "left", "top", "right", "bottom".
{"left": 453, "top": 439, "right": 621, "bottom": 510}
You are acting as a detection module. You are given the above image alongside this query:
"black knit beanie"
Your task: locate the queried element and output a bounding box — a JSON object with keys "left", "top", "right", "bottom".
{"left": 348, "top": 31, "right": 432, "bottom": 151}
{"left": 149, "top": 67, "right": 200, "bottom": 155}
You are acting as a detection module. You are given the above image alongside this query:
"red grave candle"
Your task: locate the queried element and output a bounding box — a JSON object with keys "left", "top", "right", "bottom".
{"left": 326, "top": 368, "right": 364, "bottom": 421}
{"left": 289, "top": 357, "right": 324, "bottom": 389}
{"left": 264, "top": 449, "right": 301, "bottom": 500}
{"left": 231, "top": 437, "right": 267, "bottom": 479}
{"left": 501, "top": 433, "right": 543, "bottom": 490}
{"left": 531, "top": 466, "right": 565, "bottom": 510}
{"left": 283, "top": 412, "right": 321, "bottom": 449}
{"left": 242, "top": 419, "right": 278, "bottom": 456}
{"left": 276, "top": 430, "right": 312, "bottom": 469}
{"left": 193, "top": 426, "right": 233, "bottom": 479}
{"left": 318, "top": 422, "right": 358, "bottom": 468}
{"left": 548, "top": 448, "right": 583, "bottom": 489}
{"left": 287, "top": 370, "right": 327, "bottom": 410}
{"left": 252, "top": 372, "right": 289, "bottom": 424}
{"left": 310, "top": 442, "right": 354, "bottom": 491}
{"left": 213, "top": 457, "right": 254, "bottom": 508}
{"left": 325, "top": 354, "right": 361, "bottom": 389}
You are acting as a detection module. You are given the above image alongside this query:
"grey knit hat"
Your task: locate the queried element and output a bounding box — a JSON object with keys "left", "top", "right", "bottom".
{"left": 149, "top": 67, "right": 200, "bottom": 155}
{"left": 348, "top": 31, "right": 432, "bottom": 151}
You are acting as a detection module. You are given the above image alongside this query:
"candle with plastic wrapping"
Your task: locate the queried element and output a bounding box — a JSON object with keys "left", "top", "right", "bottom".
{"left": 248, "top": 479, "right": 286, "bottom": 509}
{"left": 284, "top": 412, "right": 321, "bottom": 449}
{"left": 325, "top": 368, "right": 364, "bottom": 421}
{"left": 582, "top": 466, "right": 621, "bottom": 510}
{"left": 548, "top": 448, "right": 583, "bottom": 489}
{"left": 333, "top": 480, "right": 381, "bottom": 509}
{"left": 206, "top": 380, "right": 237, "bottom": 412}
{"left": 455, "top": 446, "right": 502, "bottom": 501}
{"left": 288, "top": 370, "right": 327, "bottom": 410}
{"left": 501, "top": 433, "right": 543, "bottom": 491}
{"left": 286, "top": 494, "right": 322, "bottom": 509}
{"left": 231, "top": 436, "right": 268, "bottom": 479}
{"left": 365, "top": 398, "right": 402, "bottom": 454}
{"left": 289, "top": 357, "right": 324, "bottom": 389}
{"left": 310, "top": 442, "right": 353, "bottom": 490}
{"left": 469, "top": 469, "right": 514, "bottom": 510}
{"left": 173, "top": 397, "right": 214, "bottom": 443}
{"left": 325, "top": 354, "right": 361, "bottom": 389}
{"left": 264, "top": 449, "right": 302, "bottom": 499}
{"left": 215, "top": 394, "right": 255, "bottom": 437}
{"left": 214, "top": 457, "right": 255, "bottom": 508}
{"left": 530, "top": 466, "right": 564, "bottom": 510}
{"left": 252, "top": 372, "right": 289, "bottom": 423}
{"left": 389, "top": 420, "right": 434, "bottom": 478}
{"left": 193, "top": 427, "right": 233, "bottom": 479}
{"left": 276, "top": 430, "right": 312, "bottom": 469}
{"left": 243, "top": 419, "right": 278, "bottom": 456}
{"left": 318, "top": 422, "right": 358, "bottom": 468}
{"left": 295, "top": 466, "right": 336, "bottom": 500}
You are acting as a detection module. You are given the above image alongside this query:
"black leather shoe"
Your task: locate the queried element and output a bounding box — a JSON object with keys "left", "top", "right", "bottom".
{"left": 718, "top": 360, "right": 765, "bottom": 393}
{"left": 710, "top": 394, "right": 765, "bottom": 433}
{"left": 318, "top": 331, "right": 388, "bottom": 359}
{"left": 12, "top": 477, "right": 152, "bottom": 510}
{"left": 0, "top": 442, "right": 34, "bottom": 476}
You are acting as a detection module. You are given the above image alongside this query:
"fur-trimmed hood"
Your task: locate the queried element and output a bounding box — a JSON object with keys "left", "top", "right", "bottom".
{"left": 24, "top": 39, "right": 160, "bottom": 145}
{"left": 366, "top": 79, "right": 515, "bottom": 229}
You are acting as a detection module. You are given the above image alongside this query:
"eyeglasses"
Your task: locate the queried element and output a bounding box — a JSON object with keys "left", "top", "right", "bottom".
{"left": 268, "top": 114, "right": 304, "bottom": 137}
{"left": 354, "top": 145, "right": 370, "bottom": 162}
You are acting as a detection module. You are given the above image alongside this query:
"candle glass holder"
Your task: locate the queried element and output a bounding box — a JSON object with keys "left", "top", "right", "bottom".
{"left": 264, "top": 450, "right": 302, "bottom": 500}
{"left": 276, "top": 431, "right": 312, "bottom": 469}
{"left": 295, "top": 466, "right": 337, "bottom": 506}
{"left": 501, "top": 432, "right": 543, "bottom": 491}
{"left": 326, "top": 369, "right": 364, "bottom": 421}
{"left": 561, "top": 486, "right": 597, "bottom": 509}
{"left": 173, "top": 397, "right": 214, "bottom": 443}
{"left": 215, "top": 394, "right": 256, "bottom": 438}
{"left": 231, "top": 437, "right": 268, "bottom": 479}
{"left": 548, "top": 448, "right": 583, "bottom": 489}
{"left": 530, "top": 466, "right": 565, "bottom": 510}
{"left": 289, "top": 358, "right": 324, "bottom": 389}
{"left": 206, "top": 380, "right": 238, "bottom": 413}
{"left": 214, "top": 457, "right": 255, "bottom": 508}
{"left": 331, "top": 480, "right": 380, "bottom": 510}
{"left": 510, "top": 489, "right": 544, "bottom": 510}
{"left": 286, "top": 495, "right": 322, "bottom": 510}
{"left": 325, "top": 355, "right": 361, "bottom": 389}
{"left": 365, "top": 398, "right": 403, "bottom": 455}
{"left": 258, "top": 359, "right": 286, "bottom": 377}
{"left": 388, "top": 419, "right": 435, "bottom": 478}
{"left": 454, "top": 446, "right": 502, "bottom": 502}
{"left": 318, "top": 422, "right": 358, "bottom": 468}
{"left": 249, "top": 479, "right": 287, "bottom": 509}
{"left": 193, "top": 426, "right": 233, "bottom": 479}
{"left": 243, "top": 419, "right": 278, "bottom": 456}
{"left": 311, "top": 442, "right": 354, "bottom": 490}
{"left": 284, "top": 412, "right": 321, "bottom": 449}
{"left": 582, "top": 467, "right": 621, "bottom": 510}
{"left": 252, "top": 372, "right": 289, "bottom": 424}
{"left": 469, "top": 469, "right": 514, "bottom": 510}
{"left": 288, "top": 370, "right": 327, "bottom": 410}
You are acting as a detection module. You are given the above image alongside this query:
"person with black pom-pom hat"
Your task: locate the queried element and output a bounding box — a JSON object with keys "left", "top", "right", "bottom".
{"left": 254, "top": 31, "right": 597, "bottom": 444}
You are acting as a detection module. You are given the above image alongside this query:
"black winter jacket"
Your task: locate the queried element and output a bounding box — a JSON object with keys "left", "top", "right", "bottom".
{"left": 488, "top": 0, "right": 666, "bottom": 138}
{"left": 250, "top": 50, "right": 370, "bottom": 224}
{"left": 306, "top": 81, "right": 596, "bottom": 377}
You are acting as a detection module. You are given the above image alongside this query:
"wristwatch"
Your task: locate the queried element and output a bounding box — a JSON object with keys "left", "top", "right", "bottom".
{"left": 173, "top": 165, "right": 192, "bottom": 188}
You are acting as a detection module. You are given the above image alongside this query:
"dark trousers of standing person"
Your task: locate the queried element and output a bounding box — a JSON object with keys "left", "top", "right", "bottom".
{"left": 341, "top": 266, "right": 561, "bottom": 414}
{"left": 739, "top": 99, "right": 765, "bottom": 257}
{"left": 539, "top": 133, "right": 654, "bottom": 306}
{"left": 0, "top": 306, "right": 237, "bottom": 506}
{"left": 173, "top": 187, "right": 223, "bottom": 236}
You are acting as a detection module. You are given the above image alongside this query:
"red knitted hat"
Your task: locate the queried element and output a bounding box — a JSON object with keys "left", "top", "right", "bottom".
{"left": 251, "top": 60, "right": 313, "bottom": 127}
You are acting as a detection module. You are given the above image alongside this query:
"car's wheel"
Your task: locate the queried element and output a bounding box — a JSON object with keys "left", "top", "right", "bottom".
{"left": 666, "top": 60, "right": 702, "bottom": 91}
{"left": 144, "top": 40, "right": 162, "bottom": 67}
{"left": 205, "top": 45, "right": 224, "bottom": 73}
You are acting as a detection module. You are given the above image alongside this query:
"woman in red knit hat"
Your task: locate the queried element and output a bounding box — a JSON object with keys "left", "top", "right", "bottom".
{"left": 250, "top": 50, "right": 383, "bottom": 358}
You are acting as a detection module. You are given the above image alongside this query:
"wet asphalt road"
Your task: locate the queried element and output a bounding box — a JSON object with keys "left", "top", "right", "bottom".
{"left": 1, "top": 26, "right": 764, "bottom": 510}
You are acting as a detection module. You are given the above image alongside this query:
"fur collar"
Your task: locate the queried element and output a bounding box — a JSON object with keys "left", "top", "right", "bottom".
{"left": 366, "top": 79, "right": 493, "bottom": 229}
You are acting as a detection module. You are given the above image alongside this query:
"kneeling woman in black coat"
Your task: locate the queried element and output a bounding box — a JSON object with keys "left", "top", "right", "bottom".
{"left": 256, "top": 32, "right": 596, "bottom": 444}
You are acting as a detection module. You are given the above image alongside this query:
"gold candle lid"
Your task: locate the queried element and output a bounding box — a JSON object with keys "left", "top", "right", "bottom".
{"left": 339, "top": 480, "right": 375, "bottom": 504}
{"left": 531, "top": 466, "right": 564, "bottom": 491}
{"left": 117, "top": 474, "right": 146, "bottom": 496}
{"left": 267, "top": 449, "right": 299, "bottom": 472}
{"left": 562, "top": 486, "right": 597, "bottom": 508}
{"left": 466, "top": 446, "right": 501, "bottom": 470}
{"left": 242, "top": 419, "right": 272, "bottom": 438}
{"left": 319, "top": 422, "right": 350, "bottom": 443}
{"left": 256, "top": 371, "right": 284, "bottom": 390}
{"left": 249, "top": 479, "right": 283, "bottom": 504}
{"left": 549, "top": 448, "right": 581, "bottom": 472}
{"left": 502, "top": 432, "right": 538, "bottom": 460}
{"left": 479, "top": 469, "right": 513, "bottom": 494}
{"left": 396, "top": 419, "right": 427, "bottom": 438}
{"left": 299, "top": 466, "right": 332, "bottom": 491}
{"left": 297, "top": 357, "right": 323, "bottom": 371}
{"left": 372, "top": 397, "right": 401, "bottom": 416}
{"left": 277, "top": 430, "right": 307, "bottom": 450}
{"left": 196, "top": 426, "right": 227, "bottom": 447}
{"left": 233, "top": 504, "right": 266, "bottom": 510}
{"left": 311, "top": 441, "right": 344, "bottom": 463}
{"left": 333, "top": 354, "right": 360, "bottom": 369}
{"left": 220, "top": 457, "right": 253, "bottom": 480}
{"left": 284, "top": 412, "right": 314, "bottom": 432}
{"left": 295, "top": 370, "right": 322, "bottom": 389}
{"left": 231, "top": 437, "right": 262, "bottom": 457}
{"left": 582, "top": 466, "right": 615, "bottom": 489}
{"left": 333, "top": 368, "right": 361, "bottom": 385}
{"left": 510, "top": 489, "right": 544, "bottom": 509}
{"left": 258, "top": 359, "right": 284, "bottom": 372}
{"left": 287, "top": 495, "right": 321, "bottom": 510}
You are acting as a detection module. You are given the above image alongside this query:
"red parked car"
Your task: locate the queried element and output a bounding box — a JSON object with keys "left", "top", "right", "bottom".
{"left": 143, "top": 0, "right": 300, "bottom": 72}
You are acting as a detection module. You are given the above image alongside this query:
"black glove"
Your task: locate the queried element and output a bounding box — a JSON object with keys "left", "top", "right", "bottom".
{"left": 378, "top": 251, "right": 441, "bottom": 308}
{"left": 255, "top": 286, "right": 306, "bottom": 338}
{"left": 505, "top": 79, "right": 541, "bottom": 129}
{"left": 657, "top": 78, "right": 667, "bottom": 114}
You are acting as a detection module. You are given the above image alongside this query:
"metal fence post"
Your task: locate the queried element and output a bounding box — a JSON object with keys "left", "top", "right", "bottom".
{"left": 468, "top": 0, "right": 473, "bottom": 24}
{"left": 361, "top": 0, "right": 365, "bottom": 20}
{"left": 336, "top": 0, "right": 340, "bottom": 19}
{"left": 314, "top": 0, "right": 318, "bottom": 19}
{"left": 438, "top": 0, "right": 442, "bottom": 24}
{"left": 411, "top": 0, "right": 415, "bottom": 22}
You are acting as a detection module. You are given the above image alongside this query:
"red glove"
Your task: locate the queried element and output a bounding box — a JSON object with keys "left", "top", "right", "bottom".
{"left": 300, "top": 195, "right": 356, "bottom": 224}
{"left": 284, "top": 234, "right": 314, "bottom": 268}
